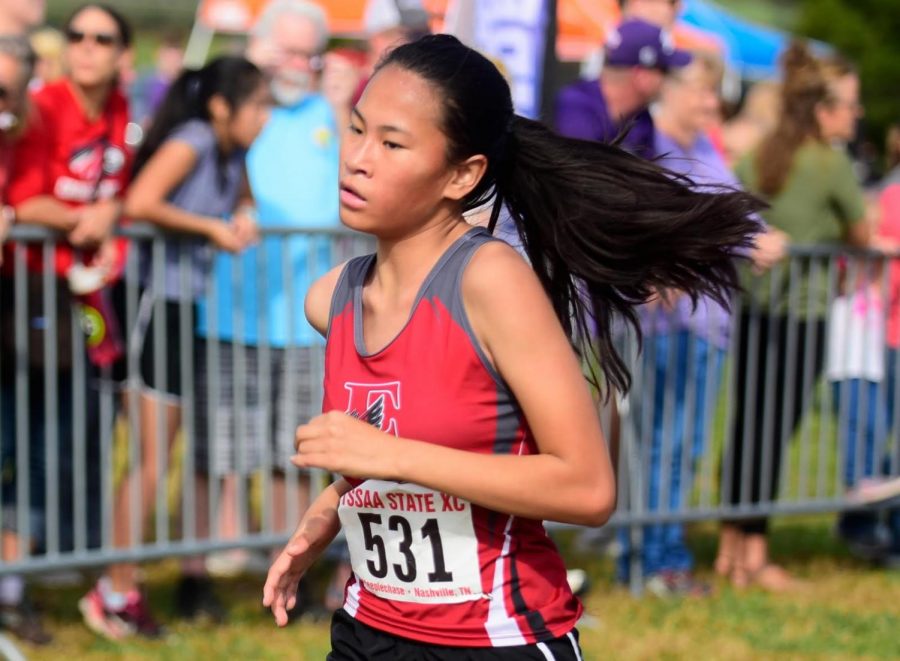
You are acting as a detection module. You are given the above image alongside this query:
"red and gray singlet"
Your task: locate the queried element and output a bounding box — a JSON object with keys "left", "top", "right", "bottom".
{"left": 323, "top": 226, "right": 582, "bottom": 647}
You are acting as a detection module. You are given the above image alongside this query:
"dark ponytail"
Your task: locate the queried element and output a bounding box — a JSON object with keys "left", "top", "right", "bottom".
{"left": 133, "top": 55, "right": 264, "bottom": 176}
{"left": 380, "top": 35, "right": 760, "bottom": 396}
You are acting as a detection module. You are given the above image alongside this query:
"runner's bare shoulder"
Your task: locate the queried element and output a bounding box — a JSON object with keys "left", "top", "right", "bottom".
{"left": 305, "top": 262, "right": 348, "bottom": 338}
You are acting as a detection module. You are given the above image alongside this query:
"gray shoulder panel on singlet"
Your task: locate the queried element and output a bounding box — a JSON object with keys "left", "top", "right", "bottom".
{"left": 425, "top": 227, "right": 505, "bottom": 384}
{"left": 327, "top": 254, "right": 375, "bottom": 337}
{"left": 424, "top": 227, "right": 525, "bottom": 455}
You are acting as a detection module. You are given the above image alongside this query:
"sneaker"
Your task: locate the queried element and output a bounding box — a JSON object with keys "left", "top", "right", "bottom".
{"left": 566, "top": 569, "right": 591, "bottom": 598}
{"left": 645, "top": 570, "right": 711, "bottom": 598}
{"left": 174, "top": 576, "right": 225, "bottom": 623}
{"left": 836, "top": 519, "right": 891, "bottom": 561}
{"left": 78, "top": 586, "right": 131, "bottom": 641}
{"left": 882, "top": 552, "right": 900, "bottom": 570}
{"left": 119, "top": 590, "right": 164, "bottom": 638}
{"left": 79, "top": 586, "right": 163, "bottom": 640}
{"left": 206, "top": 549, "right": 271, "bottom": 577}
{"left": 0, "top": 598, "right": 53, "bottom": 646}
{"left": 847, "top": 477, "right": 900, "bottom": 506}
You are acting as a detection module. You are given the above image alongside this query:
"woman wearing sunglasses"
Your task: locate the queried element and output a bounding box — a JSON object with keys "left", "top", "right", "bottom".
{"left": 7, "top": 1, "right": 132, "bottom": 269}
{"left": 2, "top": 0, "right": 136, "bottom": 637}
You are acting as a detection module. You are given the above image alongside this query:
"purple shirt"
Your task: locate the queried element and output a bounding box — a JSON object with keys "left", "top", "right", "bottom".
{"left": 554, "top": 79, "right": 656, "bottom": 157}
{"left": 640, "top": 130, "right": 742, "bottom": 349}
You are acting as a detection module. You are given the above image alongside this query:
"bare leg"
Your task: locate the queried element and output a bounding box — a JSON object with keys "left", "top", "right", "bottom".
{"left": 109, "top": 391, "right": 181, "bottom": 593}
{"left": 733, "top": 532, "right": 798, "bottom": 591}
{"left": 180, "top": 472, "right": 210, "bottom": 576}
{"left": 714, "top": 523, "right": 742, "bottom": 578}
{"left": 217, "top": 474, "right": 239, "bottom": 540}
{"left": 1, "top": 531, "right": 19, "bottom": 562}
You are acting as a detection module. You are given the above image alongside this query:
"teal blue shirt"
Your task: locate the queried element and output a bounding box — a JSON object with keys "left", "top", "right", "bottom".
{"left": 197, "top": 94, "right": 340, "bottom": 346}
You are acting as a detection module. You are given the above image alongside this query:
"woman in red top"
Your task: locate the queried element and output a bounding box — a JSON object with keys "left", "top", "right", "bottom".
{"left": 264, "top": 35, "right": 760, "bottom": 658}
{"left": 6, "top": 3, "right": 131, "bottom": 273}
{"left": 1, "top": 0, "right": 138, "bottom": 640}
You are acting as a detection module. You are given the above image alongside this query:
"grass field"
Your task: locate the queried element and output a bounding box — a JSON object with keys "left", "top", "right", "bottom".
{"left": 10, "top": 515, "right": 898, "bottom": 660}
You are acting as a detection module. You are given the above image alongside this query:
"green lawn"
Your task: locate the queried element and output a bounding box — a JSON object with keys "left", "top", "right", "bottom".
{"left": 14, "top": 516, "right": 900, "bottom": 660}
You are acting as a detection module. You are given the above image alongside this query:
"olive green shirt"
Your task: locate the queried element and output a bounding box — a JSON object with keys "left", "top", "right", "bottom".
{"left": 736, "top": 140, "right": 866, "bottom": 316}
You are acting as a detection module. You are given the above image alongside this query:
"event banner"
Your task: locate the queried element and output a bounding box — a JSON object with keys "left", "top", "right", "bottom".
{"left": 445, "top": 0, "right": 550, "bottom": 119}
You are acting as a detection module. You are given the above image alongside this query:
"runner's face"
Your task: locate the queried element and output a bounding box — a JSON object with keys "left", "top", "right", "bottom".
{"left": 64, "top": 7, "right": 126, "bottom": 90}
{"left": 339, "top": 66, "right": 459, "bottom": 237}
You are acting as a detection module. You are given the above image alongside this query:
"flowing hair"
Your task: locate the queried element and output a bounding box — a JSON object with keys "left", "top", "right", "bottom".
{"left": 379, "top": 35, "right": 761, "bottom": 396}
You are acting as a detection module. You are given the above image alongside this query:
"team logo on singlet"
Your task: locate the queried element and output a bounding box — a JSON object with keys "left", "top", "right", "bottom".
{"left": 344, "top": 381, "right": 401, "bottom": 437}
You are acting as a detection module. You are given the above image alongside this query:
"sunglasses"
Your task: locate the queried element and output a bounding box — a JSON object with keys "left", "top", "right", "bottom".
{"left": 65, "top": 29, "right": 120, "bottom": 47}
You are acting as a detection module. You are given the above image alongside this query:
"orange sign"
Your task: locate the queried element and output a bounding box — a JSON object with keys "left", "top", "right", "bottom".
{"left": 197, "top": 0, "right": 717, "bottom": 60}
{"left": 198, "top": 0, "right": 370, "bottom": 34}
{"left": 557, "top": 0, "right": 620, "bottom": 60}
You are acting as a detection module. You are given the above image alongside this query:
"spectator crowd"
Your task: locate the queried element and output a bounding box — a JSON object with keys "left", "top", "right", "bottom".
{"left": 0, "top": 0, "right": 897, "bottom": 648}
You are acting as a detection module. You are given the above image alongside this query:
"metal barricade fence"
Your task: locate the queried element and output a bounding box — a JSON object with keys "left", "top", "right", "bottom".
{"left": 1, "top": 228, "right": 898, "bottom": 589}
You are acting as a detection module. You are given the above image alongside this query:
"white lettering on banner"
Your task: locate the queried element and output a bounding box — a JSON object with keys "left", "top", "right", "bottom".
{"left": 467, "top": 0, "right": 549, "bottom": 118}
{"left": 54, "top": 177, "right": 121, "bottom": 203}
{"left": 338, "top": 480, "right": 486, "bottom": 605}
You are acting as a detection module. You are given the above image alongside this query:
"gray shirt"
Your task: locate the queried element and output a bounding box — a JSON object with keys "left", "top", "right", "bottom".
{"left": 141, "top": 119, "right": 246, "bottom": 300}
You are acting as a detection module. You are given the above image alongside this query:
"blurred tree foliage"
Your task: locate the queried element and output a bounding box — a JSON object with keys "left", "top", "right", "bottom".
{"left": 798, "top": 0, "right": 900, "bottom": 154}
{"left": 46, "top": 0, "right": 198, "bottom": 30}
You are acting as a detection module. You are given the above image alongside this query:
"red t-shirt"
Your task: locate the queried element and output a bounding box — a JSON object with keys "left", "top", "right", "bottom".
{"left": 4, "top": 79, "right": 131, "bottom": 275}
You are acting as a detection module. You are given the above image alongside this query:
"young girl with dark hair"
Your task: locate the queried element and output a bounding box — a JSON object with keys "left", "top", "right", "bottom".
{"left": 78, "top": 55, "right": 270, "bottom": 640}
{"left": 264, "top": 34, "right": 758, "bottom": 658}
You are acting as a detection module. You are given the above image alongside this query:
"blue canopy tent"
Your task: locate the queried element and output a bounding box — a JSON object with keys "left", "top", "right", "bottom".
{"left": 680, "top": 0, "right": 789, "bottom": 81}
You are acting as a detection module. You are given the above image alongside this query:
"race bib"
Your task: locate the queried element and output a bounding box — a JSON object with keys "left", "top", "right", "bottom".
{"left": 338, "top": 480, "right": 486, "bottom": 604}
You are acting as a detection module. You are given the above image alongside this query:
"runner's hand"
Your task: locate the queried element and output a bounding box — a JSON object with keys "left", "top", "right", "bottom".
{"left": 293, "top": 411, "right": 398, "bottom": 480}
{"left": 263, "top": 511, "right": 338, "bottom": 626}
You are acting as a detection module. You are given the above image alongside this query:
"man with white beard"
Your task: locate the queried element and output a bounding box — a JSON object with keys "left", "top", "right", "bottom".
{"left": 194, "top": 1, "right": 349, "bottom": 607}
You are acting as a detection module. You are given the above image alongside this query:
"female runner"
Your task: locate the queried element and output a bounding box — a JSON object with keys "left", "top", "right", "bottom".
{"left": 264, "top": 35, "right": 759, "bottom": 659}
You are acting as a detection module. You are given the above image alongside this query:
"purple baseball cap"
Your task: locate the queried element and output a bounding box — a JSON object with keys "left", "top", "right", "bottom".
{"left": 604, "top": 19, "right": 692, "bottom": 70}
